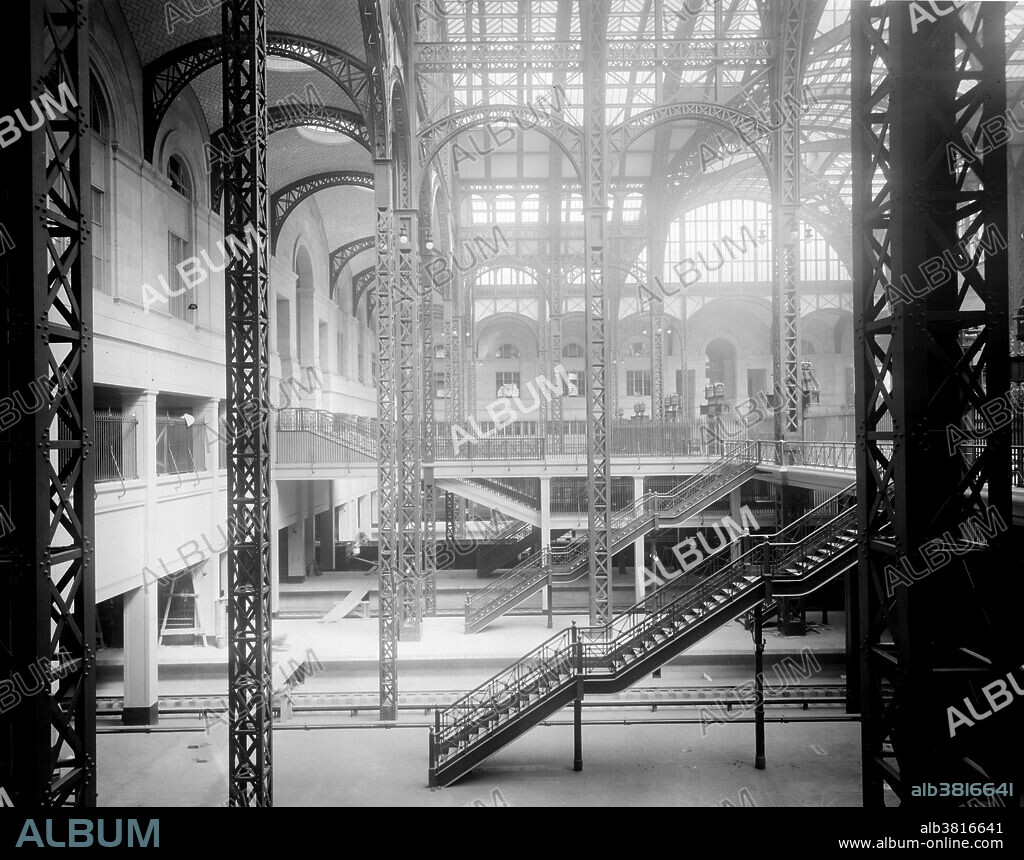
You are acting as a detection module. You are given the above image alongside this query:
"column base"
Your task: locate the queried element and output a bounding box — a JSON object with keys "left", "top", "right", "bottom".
{"left": 122, "top": 703, "right": 159, "bottom": 726}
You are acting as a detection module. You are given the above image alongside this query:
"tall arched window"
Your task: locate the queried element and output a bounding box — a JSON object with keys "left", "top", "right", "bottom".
{"left": 664, "top": 199, "right": 771, "bottom": 284}
{"left": 90, "top": 72, "right": 112, "bottom": 296}
{"left": 470, "top": 195, "right": 490, "bottom": 224}
{"left": 166, "top": 154, "right": 196, "bottom": 322}
{"left": 561, "top": 193, "right": 583, "bottom": 223}
{"left": 168, "top": 155, "right": 193, "bottom": 199}
{"left": 494, "top": 194, "right": 516, "bottom": 223}
{"left": 622, "top": 192, "right": 644, "bottom": 222}
{"left": 521, "top": 193, "right": 541, "bottom": 223}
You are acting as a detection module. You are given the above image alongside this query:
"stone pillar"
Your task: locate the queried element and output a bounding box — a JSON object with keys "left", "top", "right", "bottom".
{"left": 122, "top": 584, "right": 159, "bottom": 725}
{"left": 633, "top": 475, "right": 645, "bottom": 602}
{"left": 540, "top": 477, "right": 551, "bottom": 615}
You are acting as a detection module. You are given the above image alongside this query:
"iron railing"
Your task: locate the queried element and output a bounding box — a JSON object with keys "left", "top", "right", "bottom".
{"left": 463, "top": 442, "right": 760, "bottom": 630}
{"left": 434, "top": 490, "right": 863, "bottom": 771}
{"left": 94, "top": 411, "right": 139, "bottom": 484}
{"left": 156, "top": 417, "right": 206, "bottom": 476}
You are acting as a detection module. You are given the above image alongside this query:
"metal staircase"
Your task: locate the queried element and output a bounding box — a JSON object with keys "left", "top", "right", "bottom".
{"left": 463, "top": 441, "right": 761, "bottom": 633}
{"left": 477, "top": 522, "right": 540, "bottom": 578}
{"left": 436, "top": 477, "right": 541, "bottom": 526}
{"left": 430, "top": 486, "right": 860, "bottom": 787}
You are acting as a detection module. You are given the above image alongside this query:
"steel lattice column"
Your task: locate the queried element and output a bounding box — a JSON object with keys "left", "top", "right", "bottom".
{"left": 852, "top": 0, "right": 1018, "bottom": 806}
{"left": 771, "top": 0, "right": 803, "bottom": 440}
{"left": 221, "top": 0, "right": 272, "bottom": 807}
{"left": 537, "top": 294, "right": 548, "bottom": 434}
{"left": 396, "top": 210, "right": 423, "bottom": 640}
{"left": 0, "top": 0, "right": 95, "bottom": 808}
{"left": 374, "top": 160, "right": 398, "bottom": 720}
{"left": 549, "top": 285, "right": 563, "bottom": 439}
{"left": 420, "top": 268, "right": 436, "bottom": 616}
{"left": 583, "top": 0, "right": 613, "bottom": 625}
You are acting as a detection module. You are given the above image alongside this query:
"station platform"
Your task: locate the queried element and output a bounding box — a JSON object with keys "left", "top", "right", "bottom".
{"left": 95, "top": 606, "right": 848, "bottom": 696}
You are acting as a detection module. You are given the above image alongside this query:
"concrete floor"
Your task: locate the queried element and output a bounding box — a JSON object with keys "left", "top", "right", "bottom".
{"left": 96, "top": 715, "right": 861, "bottom": 807}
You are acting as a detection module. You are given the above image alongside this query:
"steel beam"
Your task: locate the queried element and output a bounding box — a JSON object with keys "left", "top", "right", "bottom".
{"left": 222, "top": 0, "right": 272, "bottom": 807}
{"left": 852, "top": 0, "right": 1018, "bottom": 807}
{"left": 771, "top": 0, "right": 803, "bottom": 440}
{"left": 374, "top": 161, "right": 398, "bottom": 720}
{"left": 270, "top": 171, "right": 374, "bottom": 253}
{"left": 329, "top": 236, "right": 375, "bottom": 299}
{"left": 0, "top": 0, "right": 95, "bottom": 808}
{"left": 583, "top": 0, "right": 613, "bottom": 626}
{"left": 396, "top": 210, "right": 423, "bottom": 640}
{"left": 421, "top": 267, "right": 437, "bottom": 617}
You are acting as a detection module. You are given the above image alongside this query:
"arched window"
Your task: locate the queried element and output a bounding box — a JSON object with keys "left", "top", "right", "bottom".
{"left": 89, "top": 72, "right": 113, "bottom": 295}
{"left": 562, "top": 193, "right": 583, "bottom": 223}
{"left": 168, "top": 155, "right": 193, "bottom": 200}
{"left": 799, "top": 222, "right": 851, "bottom": 281}
{"left": 470, "top": 195, "right": 490, "bottom": 224}
{"left": 522, "top": 193, "right": 541, "bottom": 223}
{"left": 89, "top": 72, "right": 110, "bottom": 140}
{"left": 494, "top": 343, "right": 520, "bottom": 359}
{"left": 495, "top": 194, "right": 516, "bottom": 223}
{"left": 622, "top": 192, "right": 644, "bottom": 222}
{"left": 626, "top": 340, "right": 649, "bottom": 357}
{"left": 664, "top": 199, "right": 771, "bottom": 284}
{"left": 562, "top": 342, "right": 584, "bottom": 358}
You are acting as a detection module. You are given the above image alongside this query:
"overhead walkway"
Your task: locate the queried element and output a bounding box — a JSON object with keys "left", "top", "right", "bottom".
{"left": 463, "top": 443, "right": 760, "bottom": 633}
{"left": 428, "top": 486, "right": 863, "bottom": 787}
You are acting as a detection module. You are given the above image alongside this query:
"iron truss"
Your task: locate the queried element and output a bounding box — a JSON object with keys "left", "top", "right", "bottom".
{"left": 413, "top": 37, "right": 773, "bottom": 72}
{"left": 852, "top": 1, "right": 1020, "bottom": 807}
{"left": 352, "top": 266, "right": 375, "bottom": 316}
{"left": 270, "top": 171, "right": 375, "bottom": 253}
{"left": 330, "top": 236, "right": 375, "bottom": 298}
{"left": 583, "top": 0, "right": 613, "bottom": 626}
{"left": 212, "top": 104, "right": 371, "bottom": 211}
{"left": 771, "top": 0, "right": 804, "bottom": 438}
{"left": 143, "top": 32, "right": 372, "bottom": 160}
{"left": 222, "top": 0, "right": 272, "bottom": 807}
{"left": 417, "top": 106, "right": 584, "bottom": 183}
{"left": 0, "top": 0, "right": 95, "bottom": 808}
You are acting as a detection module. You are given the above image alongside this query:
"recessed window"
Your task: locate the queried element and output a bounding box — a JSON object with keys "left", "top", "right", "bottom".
{"left": 495, "top": 194, "right": 516, "bottom": 223}
{"left": 626, "top": 370, "right": 652, "bottom": 397}
{"left": 167, "top": 232, "right": 195, "bottom": 323}
{"left": 89, "top": 73, "right": 110, "bottom": 140}
{"left": 494, "top": 343, "right": 520, "bottom": 359}
{"left": 496, "top": 371, "right": 521, "bottom": 396}
{"left": 562, "top": 342, "right": 584, "bottom": 358}
{"left": 168, "top": 155, "right": 193, "bottom": 200}
{"left": 565, "top": 370, "right": 586, "bottom": 397}
{"left": 470, "top": 195, "right": 490, "bottom": 225}
{"left": 562, "top": 193, "right": 583, "bottom": 223}
{"left": 627, "top": 340, "right": 649, "bottom": 357}
{"left": 522, "top": 194, "right": 541, "bottom": 223}
{"left": 622, "top": 193, "right": 644, "bottom": 222}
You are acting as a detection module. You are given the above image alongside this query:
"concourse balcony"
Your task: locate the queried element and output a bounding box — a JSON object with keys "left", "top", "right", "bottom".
{"left": 272, "top": 408, "right": 1024, "bottom": 522}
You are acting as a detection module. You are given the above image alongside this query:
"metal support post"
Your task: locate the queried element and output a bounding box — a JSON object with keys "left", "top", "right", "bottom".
{"left": 222, "top": 0, "right": 272, "bottom": 806}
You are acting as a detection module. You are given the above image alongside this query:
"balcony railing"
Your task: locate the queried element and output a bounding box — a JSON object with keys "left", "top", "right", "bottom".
{"left": 156, "top": 417, "right": 206, "bottom": 477}
{"left": 95, "top": 412, "right": 139, "bottom": 484}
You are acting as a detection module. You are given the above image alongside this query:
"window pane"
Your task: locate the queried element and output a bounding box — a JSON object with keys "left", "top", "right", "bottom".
{"left": 167, "top": 232, "right": 196, "bottom": 323}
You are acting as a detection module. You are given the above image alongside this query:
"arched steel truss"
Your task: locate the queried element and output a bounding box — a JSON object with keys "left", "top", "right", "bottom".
{"left": 270, "top": 171, "right": 375, "bottom": 253}
{"left": 143, "top": 32, "right": 372, "bottom": 161}
{"left": 330, "top": 236, "right": 375, "bottom": 299}
{"left": 210, "top": 103, "right": 371, "bottom": 209}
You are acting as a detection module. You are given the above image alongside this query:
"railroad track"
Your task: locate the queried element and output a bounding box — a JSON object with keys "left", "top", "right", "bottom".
{"left": 97, "top": 684, "right": 848, "bottom": 716}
